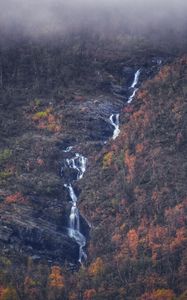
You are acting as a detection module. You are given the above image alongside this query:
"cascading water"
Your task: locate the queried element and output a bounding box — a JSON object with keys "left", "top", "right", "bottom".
{"left": 64, "top": 183, "right": 77, "bottom": 203}
{"left": 130, "top": 69, "right": 141, "bottom": 89}
{"left": 127, "top": 88, "right": 138, "bottom": 104}
{"left": 127, "top": 69, "right": 141, "bottom": 103}
{"left": 109, "top": 69, "right": 141, "bottom": 139}
{"left": 109, "top": 113, "right": 120, "bottom": 140}
{"left": 63, "top": 146, "right": 73, "bottom": 153}
{"left": 75, "top": 154, "right": 87, "bottom": 180}
{"left": 59, "top": 61, "right": 161, "bottom": 265}
{"left": 65, "top": 153, "right": 87, "bottom": 180}
{"left": 63, "top": 153, "right": 87, "bottom": 263}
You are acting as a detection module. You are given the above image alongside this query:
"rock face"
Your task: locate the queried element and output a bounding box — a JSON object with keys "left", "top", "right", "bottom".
{"left": 0, "top": 204, "right": 79, "bottom": 263}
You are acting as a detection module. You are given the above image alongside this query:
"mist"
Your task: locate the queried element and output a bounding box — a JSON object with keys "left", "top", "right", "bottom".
{"left": 0, "top": 0, "right": 187, "bottom": 38}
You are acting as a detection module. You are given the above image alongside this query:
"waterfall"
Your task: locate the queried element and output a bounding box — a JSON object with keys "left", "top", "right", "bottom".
{"left": 63, "top": 153, "right": 87, "bottom": 263}
{"left": 127, "top": 69, "right": 141, "bottom": 103}
{"left": 108, "top": 69, "right": 141, "bottom": 139}
{"left": 127, "top": 88, "right": 138, "bottom": 104}
{"left": 63, "top": 146, "right": 73, "bottom": 153}
{"left": 109, "top": 113, "right": 120, "bottom": 140}
{"left": 75, "top": 153, "right": 87, "bottom": 180}
{"left": 60, "top": 62, "right": 159, "bottom": 264}
{"left": 130, "top": 69, "right": 141, "bottom": 89}
{"left": 69, "top": 205, "right": 80, "bottom": 232}
{"left": 64, "top": 183, "right": 77, "bottom": 203}
{"left": 65, "top": 153, "right": 87, "bottom": 180}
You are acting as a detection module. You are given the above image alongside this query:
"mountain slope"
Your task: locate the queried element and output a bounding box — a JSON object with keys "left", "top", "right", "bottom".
{"left": 76, "top": 56, "right": 187, "bottom": 299}
{"left": 0, "top": 35, "right": 186, "bottom": 299}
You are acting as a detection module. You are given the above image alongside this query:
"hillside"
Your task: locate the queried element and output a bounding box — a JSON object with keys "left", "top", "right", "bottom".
{"left": 78, "top": 56, "right": 187, "bottom": 299}
{"left": 0, "top": 32, "right": 186, "bottom": 300}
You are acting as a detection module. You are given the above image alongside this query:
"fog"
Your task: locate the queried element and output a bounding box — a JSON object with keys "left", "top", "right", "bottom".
{"left": 0, "top": 0, "right": 187, "bottom": 37}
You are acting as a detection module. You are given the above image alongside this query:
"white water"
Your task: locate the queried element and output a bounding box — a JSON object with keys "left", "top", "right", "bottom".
{"left": 63, "top": 153, "right": 87, "bottom": 263}
{"left": 130, "top": 69, "right": 141, "bottom": 89}
{"left": 70, "top": 205, "right": 80, "bottom": 231}
{"left": 64, "top": 183, "right": 77, "bottom": 203}
{"left": 63, "top": 146, "right": 73, "bottom": 153}
{"left": 127, "top": 88, "right": 138, "bottom": 104}
{"left": 75, "top": 153, "right": 87, "bottom": 180}
{"left": 127, "top": 69, "right": 141, "bottom": 103}
{"left": 66, "top": 153, "right": 87, "bottom": 180}
{"left": 109, "top": 113, "right": 120, "bottom": 140}
{"left": 68, "top": 228, "right": 87, "bottom": 262}
{"left": 108, "top": 69, "right": 141, "bottom": 139}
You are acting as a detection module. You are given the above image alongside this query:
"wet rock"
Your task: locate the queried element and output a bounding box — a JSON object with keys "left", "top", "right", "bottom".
{"left": 0, "top": 206, "right": 79, "bottom": 263}
{"left": 56, "top": 138, "right": 76, "bottom": 151}
{"left": 61, "top": 164, "right": 78, "bottom": 183}
{"left": 86, "top": 117, "right": 114, "bottom": 141}
{"left": 79, "top": 215, "right": 90, "bottom": 239}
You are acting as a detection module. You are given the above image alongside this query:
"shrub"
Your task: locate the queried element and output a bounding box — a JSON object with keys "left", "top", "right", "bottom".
{"left": 0, "top": 149, "right": 12, "bottom": 164}
{"left": 5, "top": 192, "right": 27, "bottom": 204}
{"left": 0, "top": 170, "right": 12, "bottom": 180}
{"left": 103, "top": 151, "right": 113, "bottom": 168}
{"left": 32, "top": 107, "right": 52, "bottom": 121}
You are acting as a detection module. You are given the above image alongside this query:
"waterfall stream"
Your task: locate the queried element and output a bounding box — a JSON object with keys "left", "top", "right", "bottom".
{"left": 63, "top": 153, "right": 87, "bottom": 263}
{"left": 61, "top": 61, "right": 164, "bottom": 264}
{"left": 109, "top": 69, "right": 141, "bottom": 139}
{"left": 66, "top": 153, "right": 87, "bottom": 180}
{"left": 130, "top": 69, "right": 141, "bottom": 89}
{"left": 109, "top": 113, "right": 120, "bottom": 140}
{"left": 61, "top": 69, "right": 142, "bottom": 263}
{"left": 127, "top": 69, "right": 141, "bottom": 103}
{"left": 63, "top": 146, "right": 73, "bottom": 153}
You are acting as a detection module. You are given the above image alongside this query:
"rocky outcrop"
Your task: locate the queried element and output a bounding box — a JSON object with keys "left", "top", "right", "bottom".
{"left": 0, "top": 204, "right": 79, "bottom": 263}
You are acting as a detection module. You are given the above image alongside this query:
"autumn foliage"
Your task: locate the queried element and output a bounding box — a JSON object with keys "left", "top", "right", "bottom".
{"left": 124, "top": 150, "right": 136, "bottom": 182}
{"left": 140, "top": 289, "right": 176, "bottom": 300}
{"left": 49, "top": 266, "right": 65, "bottom": 288}
{"left": 83, "top": 289, "right": 96, "bottom": 300}
{"left": 76, "top": 57, "right": 187, "bottom": 300}
{"left": 32, "top": 107, "right": 62, "bottom": 132}
{"left": 0, "top": 44, "right": 187, "bottom": 300}
{"left": 5, "top": 192, "right": 28, "bottom": 204}
{"left": 88, "top": 257, "right": 104, "bottom": 277}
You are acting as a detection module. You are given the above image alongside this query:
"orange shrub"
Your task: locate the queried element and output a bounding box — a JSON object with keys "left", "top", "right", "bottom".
{"left": 83, "top": 289, "right": 96, "bottom": 300}
{"left": 127, "top": 229, "right": 139, "bottom": 257}
{"left": 49, "top": 266, "right": 65, "bottom": 288}
{"left": 88, "top": 257, "right": 104, "bottom": 277}
{"left": 5, "top": 192, "right": 28, "bottom": 204}
{"left": 136, "top": 143, "right": 144, "bottom": 153}
{"left": 103, "top": 151, "right": 113, "bottom": 168}
{"left": 124, "top": 150, "right": 136, "bottom": 182}
{"left": 32, "top": 107, "right": 62, "bottom": 133}
{"left": 140, "top": 289, "right": 175, "bottom": 300}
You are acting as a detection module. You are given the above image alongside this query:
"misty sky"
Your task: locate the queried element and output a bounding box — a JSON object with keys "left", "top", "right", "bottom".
{"left": 0, "top": 0, "right": 187, "bottom": 37}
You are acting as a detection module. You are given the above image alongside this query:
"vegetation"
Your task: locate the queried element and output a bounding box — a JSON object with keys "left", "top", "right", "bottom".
{"left": 0, "top": 30, "right": 186, "bottom": 300}
{"left": 0, "top": 149, "right": 12, "bottom": 164}
{"left": 77, "top": 57, "right": 187, "bottom": 299}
